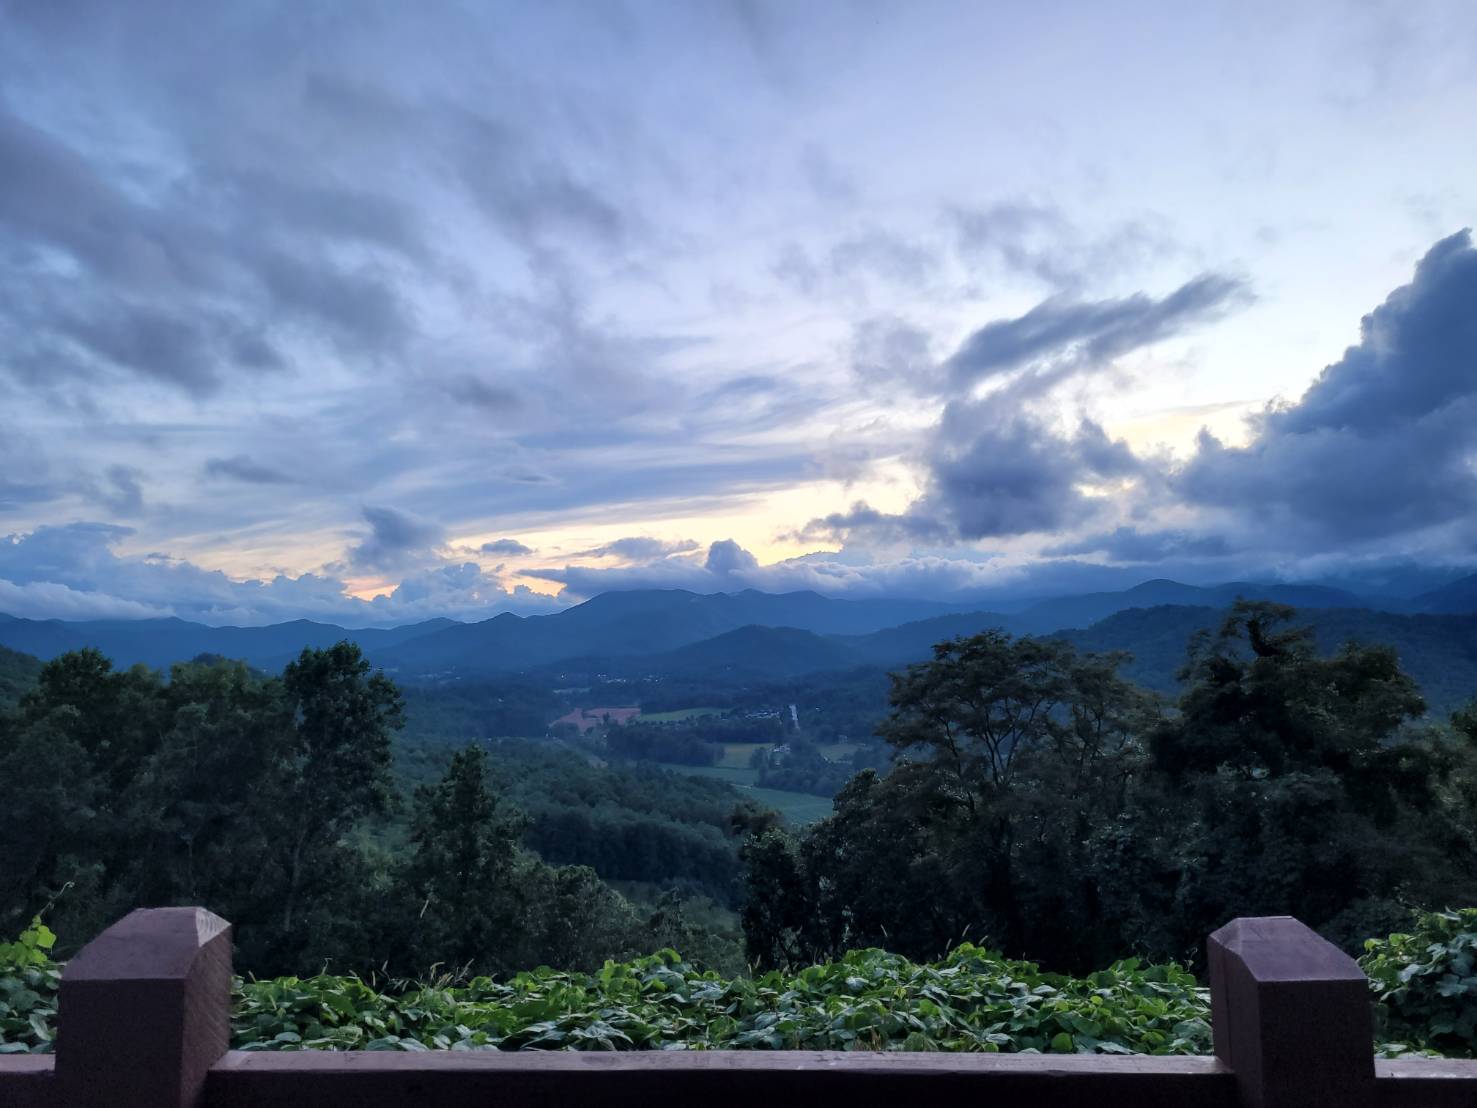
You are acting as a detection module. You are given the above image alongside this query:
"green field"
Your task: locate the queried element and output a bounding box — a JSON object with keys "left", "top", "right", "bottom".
{"left": 654, "top": 762, "right": 758, "bottom": 786}
{"left": 639, "top": 707, "right": 725, "bottom": 722}
{"left": 653, "top": 762, "right": 834, "bottom": 825}
{"left": 820, "top": 741, "right": 860, "bottom": 760}
{"left": 717, "top": 741, "right": 770, "bottom": 768}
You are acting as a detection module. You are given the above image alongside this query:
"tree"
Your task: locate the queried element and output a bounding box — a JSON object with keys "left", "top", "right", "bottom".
{"left": 743, "top": 631, "right": 1158, "bottom": 969}
{"left": 1141, "top": 601, "right": 1462, "bottom": 954}
{"left": 402, "top": 745, "right": 522, "bottom": 971}
{"left": 739, "top": 828, "right": 819, "bottom": 969}
{"left": 270, "top": 643, "right": 403, "bottom": 939}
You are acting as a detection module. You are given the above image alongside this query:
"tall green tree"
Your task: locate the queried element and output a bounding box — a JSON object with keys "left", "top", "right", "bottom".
{"left": 1143, "top": 601, "right": 1467, "bottom": 953}
{"left": 402, "top": 744, "right": 522, "bottom": 971}
{"left": 743, "top": 632, "right": 1157, "bottom": 969}
{"left": 271, "top": 642, "right": 402, "bottom": 938}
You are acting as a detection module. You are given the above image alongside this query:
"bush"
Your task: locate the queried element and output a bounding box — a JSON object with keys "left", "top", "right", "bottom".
{"left": 0, "top": 917, "right": 59, "bottom": 1053}
{"left": 229, "top": 944, "right": 1211, "bottom": 1054}
{"left": 1361, "top": 908, "right": 1477, "bottom": 1057}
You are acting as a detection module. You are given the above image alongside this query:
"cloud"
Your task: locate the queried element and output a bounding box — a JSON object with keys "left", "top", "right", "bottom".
{"left": 1176, "top": 229, "right": 1477, "bottom": 549}
{"left": 480, "top": 538, "right": 534, "bottom": 556}
{"left": 704, "top": 538, "right": 759, "bottom": 575}
{"left": 0, "top": 577, "right": 172, "bottom": 620}
{"left": 575, "top": 536, "right": 699, "bottom": 561}
{"left": 346, "top": 507, "right": 446, "bottom": 573}
{"left": 949, "top": 202, "right": 1178, "bottom": 293}
{"left": 525, "top": 536, "right": 1233, "bottom": 604}
{"left": 368, "top": 561, "right": 562, "bottom": 621}
{"left": 0, "top": 521, "right": 557, "bottom": 626}
{"left": 804, "top": 272, "right": 1221, "bottom": 546}
{"left": 944, "top": 273, "right": 1249, "bottom": 392}
{"left": 1042, "top": 527, "right": 1235, "bottom": 562}
{"left": 204, "top": 455, "right": 294, "bottom": 485}
{"left": 83, "top": 465, "right": 145, "bottom": 517}
{"left": 848, "top": 316, "right": 936, "bottom": 391}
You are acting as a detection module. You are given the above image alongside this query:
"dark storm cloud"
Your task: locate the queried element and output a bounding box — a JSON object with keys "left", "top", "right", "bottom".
{"left": 791, "top": 502, "right": 950, "bottom": 546}
{"left": 945, "top": 273, "right": 1249, "bottom": 391}
{"left": 0, "top": 88, "right": 415, "bottom": 393}
{"left": 919, "top": 411, "right": 1142, "bottom": 539}
{"left": 204, "top": 456, "right": 295, "bottom": 485}
{"left": 1177, "top": 230, "right": 1477, "bottom": 545}
{"left": 347, "top": 507, "right": 446, "bottom": 572}
{"left": 809, "top": 273, "right": 1238, "bottom": 545}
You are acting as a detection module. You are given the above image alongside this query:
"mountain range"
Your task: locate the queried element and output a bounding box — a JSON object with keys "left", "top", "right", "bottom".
{"left": 2, "top": 575, "right": 1477, "bottom": 711}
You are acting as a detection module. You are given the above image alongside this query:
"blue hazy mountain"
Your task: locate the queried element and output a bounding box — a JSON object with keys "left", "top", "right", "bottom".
{"left": 1008, "top": 579, "right": 1368, "bottom": 632}
{"left": 3, "top": 581, "right": 1476, "bottom": 712}
{"left": 1414, "top": 573, "right": 1477, "bottom": 615}
{"left": 0, "top": 615, "right": 457, "bottom": 672}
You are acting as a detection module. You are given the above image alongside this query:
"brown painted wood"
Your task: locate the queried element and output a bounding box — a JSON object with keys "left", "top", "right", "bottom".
{"left": 55, "top": 907, "right": 233, "bottom": 1108}
{"left": 207, "top": 1049, "right": 1239, "bottom": 1108}
{"left": 1376, "top": 1058, "right": 1477, "bottom": 1107}
{"left": 0, "top": 1055, "right": 57, "bottom": 1108}
{"left": 1210, "top": 915, "right": 1377, "bottom": 1108}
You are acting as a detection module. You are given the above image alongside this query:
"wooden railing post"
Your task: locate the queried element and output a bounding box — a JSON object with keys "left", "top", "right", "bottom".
{"left": 1209, "top": 915, "right": 1375, "bottom": 1108}
{"left": 56, "top": 907, "right": 233, "bottom": 1108}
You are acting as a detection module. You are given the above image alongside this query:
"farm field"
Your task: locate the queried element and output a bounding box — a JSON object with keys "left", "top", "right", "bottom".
{"left": 639, "top": 707, "right": 725, "bottom": 722}
{"left": 653, "top": 762, "right": 834, "bottom": 825}
{"left": 717, "top": 741, "right": 770, "bottom": 768}
{"left": 654, "top": 762, "right": 758, "bottom": 787}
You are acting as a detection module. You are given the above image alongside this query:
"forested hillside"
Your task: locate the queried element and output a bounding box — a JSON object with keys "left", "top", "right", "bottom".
{"left": 0, "top": 646, "right": 41, "bottom": 709}
{"left": 5, "top": 601, "right": 1477, "bottom": 1008}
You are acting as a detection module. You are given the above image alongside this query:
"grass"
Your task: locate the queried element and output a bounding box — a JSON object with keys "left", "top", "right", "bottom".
{"left": 653, "top": 762, "right": 759, "bottom": 787}
{"left": 717, "top": 742, "right": 770, "bottom": 769}
{"left": 639, "top": 707, "right": 725, "bottom": 723}
{"left": 653, "top": 762, "right": 833, "bottom": 825}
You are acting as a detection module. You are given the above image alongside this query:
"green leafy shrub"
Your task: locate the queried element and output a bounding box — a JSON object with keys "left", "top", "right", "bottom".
{"left": 0, "top": 917, "right": 59, "bottom": 1054}
{"left": 1361, "top": 908, "right": 1477, "bottom": 1057}
{"left": 18, "top": 914, "right": 1477, "bottom": 1058}
{"left": 230, "top": 944, "right": 1211, "bottom": 1054}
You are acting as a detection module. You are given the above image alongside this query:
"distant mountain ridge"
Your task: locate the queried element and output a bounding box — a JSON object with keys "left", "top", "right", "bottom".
{"left": 3, "top": 580, "right": 1476, "bottom": 712}
{"left": 2, "top": 577, "right": 1475, "bottom": 686}
{"left": 1008, "top": 579, "right": 1367, "bottom": 632}
{"left": 1415, "top": 573, "right": 1477, "bottom": 614}
{"left": 0, "top": 614, "right": 457, "bottom": 672}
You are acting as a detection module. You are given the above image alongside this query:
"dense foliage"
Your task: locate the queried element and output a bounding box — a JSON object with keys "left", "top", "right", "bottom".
{"left": 228, "top": 945, "right": 1211, "bottom": 1054}
{"left": 1362, "top": 908, "right": 1477, "bottom": 1057}
{"left": 2, "top": 926, "right": 1210, "bottom": 1055}
{"left": 0, "top": 646, "right": 743, "bottom": 977}
{"left": 0, "top": 917, "right": 57, "bottom": 1054}
{"left": 7, "top": 601, "right": 1477, "bottom": 1040}
{"left": 8, "top": 912, "right": 1476, "bottom": 1057}
{"left": 398, "top": 680, "right": 562, "bottom": 750}
{"left": 0, "top": 645, "right": 42, "bottom": 711}
{"left": 744, "top": 604, "right": 1477, "bottom": 972}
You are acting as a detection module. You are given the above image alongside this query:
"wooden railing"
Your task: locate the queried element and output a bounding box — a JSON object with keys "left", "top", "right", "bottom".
{"left": 2, "top": 908, "right": 1475, "bottom": 1107}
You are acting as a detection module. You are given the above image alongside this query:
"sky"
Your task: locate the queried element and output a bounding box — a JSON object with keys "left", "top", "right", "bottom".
{"left": 1, "top": 0, "right": 1476, "bottom": 626}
